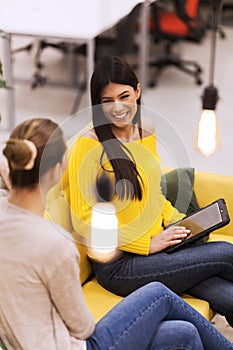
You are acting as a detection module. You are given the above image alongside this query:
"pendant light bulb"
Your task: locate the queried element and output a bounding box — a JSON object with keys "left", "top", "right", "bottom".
{"left": 197, "top": 109, "right": 218, "bottom": 157}
{"left": 196, "top": 85, "right": 219, "bottom": 157}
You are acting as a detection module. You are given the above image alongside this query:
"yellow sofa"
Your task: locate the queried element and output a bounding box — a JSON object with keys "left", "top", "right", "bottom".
{"left": 45, "top": 170, "right": 233, "bottom": 322}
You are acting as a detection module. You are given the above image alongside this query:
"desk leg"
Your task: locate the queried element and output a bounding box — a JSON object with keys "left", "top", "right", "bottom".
{"left": 68, "top": 43, "right": 78, "bottom": 88}
{"left": 139, "top": 0, "right": 150, "bottom": 92}
{"left": 3, "top": 34, "right": 15, "bottom": 131}
{"left": 70, "top": 39, "right": 95, "bottom": 115}
{"left": 86, "top": 38, "right": 95, "bottom": 105}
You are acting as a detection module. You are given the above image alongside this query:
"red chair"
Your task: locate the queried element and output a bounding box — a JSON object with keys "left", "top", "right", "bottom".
{"left": 149, "top": 0, "right": 206, "bottom": 86}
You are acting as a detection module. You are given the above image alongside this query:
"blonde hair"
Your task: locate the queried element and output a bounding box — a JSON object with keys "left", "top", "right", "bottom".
{"left": 4, "top": 139, "right": 37, "bottom": 171}
{"left": 3, "top": 118, "right": 66, "bottom": 188}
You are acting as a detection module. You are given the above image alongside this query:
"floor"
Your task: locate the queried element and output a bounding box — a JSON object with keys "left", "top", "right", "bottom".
{"left": 0, "top": 17, "right": 233, "bottom": 342}
{"left": 212, "top": 313, "right": 233, "bottom": 342}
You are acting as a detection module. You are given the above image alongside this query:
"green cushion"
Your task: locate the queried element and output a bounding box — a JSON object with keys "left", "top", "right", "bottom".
{"left": 161, "top": 167, "right": 209, "bottom": 243}
{"left": 0, "top": 340, "right": 7, "bottom": 350}
{"left": 161, "top": 167, "right": 200, "bottom": 216}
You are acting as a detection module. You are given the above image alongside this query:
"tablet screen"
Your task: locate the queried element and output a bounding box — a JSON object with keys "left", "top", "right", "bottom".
{"left": 176, "top": 202, "right": 222, "bottom": 237}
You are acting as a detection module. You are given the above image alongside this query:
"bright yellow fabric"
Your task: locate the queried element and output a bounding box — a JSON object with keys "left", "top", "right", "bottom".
{"left": 83, "top": 278, "right": 213, "bottom": 322}
{"left": 65, "top": 134, "right": 184, "bottom": 256}
{"left": 193, "top": 171, "right": 233, "bottom": 237}
{"left": 83, "top": 278, "right": 123, "bottom": 322}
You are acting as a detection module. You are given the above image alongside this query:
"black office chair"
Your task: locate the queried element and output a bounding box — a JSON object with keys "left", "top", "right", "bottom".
{"left": 149, "top": 0, "right": 206, "bottom": 87}
{"left": 221, "top": 0, "right": 233, "bottom": 25}
{"left": 200, "top": 0, "right": 227, "bottom": 39}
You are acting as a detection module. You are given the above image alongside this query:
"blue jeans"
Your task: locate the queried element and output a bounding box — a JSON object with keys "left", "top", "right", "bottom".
{"left": 92, "top": 241, "right": 233, "bottom": 320}
{"left": 86, "top": 282, "right": 232, "bottom": 350}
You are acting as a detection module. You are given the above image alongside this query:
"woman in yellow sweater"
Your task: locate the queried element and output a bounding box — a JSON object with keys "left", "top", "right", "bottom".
{"left": 67, "top": 55, "right": 233, "bottom": 327}
{"left": 3, "top": 118, "right": 233, "bottom": 350}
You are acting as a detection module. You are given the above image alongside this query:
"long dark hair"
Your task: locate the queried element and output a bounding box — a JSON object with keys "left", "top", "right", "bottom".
{"left": 91, "top": 56, "right": 143, "bottom": 200}
{"left": 3, "top": 118, "right": 66, "bottom": 188}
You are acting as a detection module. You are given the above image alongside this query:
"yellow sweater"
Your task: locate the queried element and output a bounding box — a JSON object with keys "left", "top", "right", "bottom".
{"left": 65, "top": 134, "right": 184, "bottom": 255}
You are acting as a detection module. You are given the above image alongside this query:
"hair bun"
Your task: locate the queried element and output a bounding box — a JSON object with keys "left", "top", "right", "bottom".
{"left": 3, "top": 138, "right": 37, "bottom": 170}
{"left": 22, "top": 139, "right": 38, "bottom": 170}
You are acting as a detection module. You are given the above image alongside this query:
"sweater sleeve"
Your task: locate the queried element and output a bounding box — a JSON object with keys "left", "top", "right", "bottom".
{"left": 43, "top": 238, "right": 95, "bottom": 339}
{"left": 161, "top": 193, "right": 186, "bottom": 227}
{"left": 66, "top": 135, "right": 185, "bottom": 257}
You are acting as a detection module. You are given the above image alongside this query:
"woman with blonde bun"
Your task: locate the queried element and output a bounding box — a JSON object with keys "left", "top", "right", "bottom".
{"left": 0, "top": 118, "right": 232, "bottom": 350}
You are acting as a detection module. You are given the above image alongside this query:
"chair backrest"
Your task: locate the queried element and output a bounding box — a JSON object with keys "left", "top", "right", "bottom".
{"left": 114, "top": 3, "right": 142, "bottom": 56}
{"left": 151, "top": 0, "right": 205, "bottom": 41}
{"left": 175, "top": 0, "right": 200, "bottom": 20}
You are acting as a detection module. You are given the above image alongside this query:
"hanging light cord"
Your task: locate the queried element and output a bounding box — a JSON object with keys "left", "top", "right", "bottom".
{"left": 209, "top": 0, "right": 222, "bottom": 85}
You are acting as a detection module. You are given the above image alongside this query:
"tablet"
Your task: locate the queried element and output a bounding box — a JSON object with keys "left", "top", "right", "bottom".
{"left": 165, "top": 198, "right": 230, "bottom": 253}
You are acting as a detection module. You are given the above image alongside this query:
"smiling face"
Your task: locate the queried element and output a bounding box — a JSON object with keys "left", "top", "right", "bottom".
{"left": 100, "top": 82, "right": 141, "bottom": 132}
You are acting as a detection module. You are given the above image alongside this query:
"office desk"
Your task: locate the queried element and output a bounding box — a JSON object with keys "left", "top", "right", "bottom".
{"left": 0, "top": 0, "right": 149, "bottom": 130}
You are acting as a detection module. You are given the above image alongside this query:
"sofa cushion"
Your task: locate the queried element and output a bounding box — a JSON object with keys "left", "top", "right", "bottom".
{"left": 83, "top": 278, "right": 123, "bottom": 322}
{"left": 82, "top": 278, "right": 213, "bottom": 322}
{"left": 181, "top": 294, "right": 215, "bottom": 321}
{"left": 0, "top": 340, "right": 7, "bottom": 350}
{"left": 194, "top": 171, "right": 233, "bottom": 236}
{"left": 161, "top": 167, "right": 200, "bottom": 216}
{"left": 208, "top": 233, "right": 233, "bottom": 244}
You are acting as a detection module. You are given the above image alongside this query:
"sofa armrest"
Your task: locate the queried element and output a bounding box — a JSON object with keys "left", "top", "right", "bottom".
{"left": 194, "top": 171, "right": 233, "bottom": 237}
